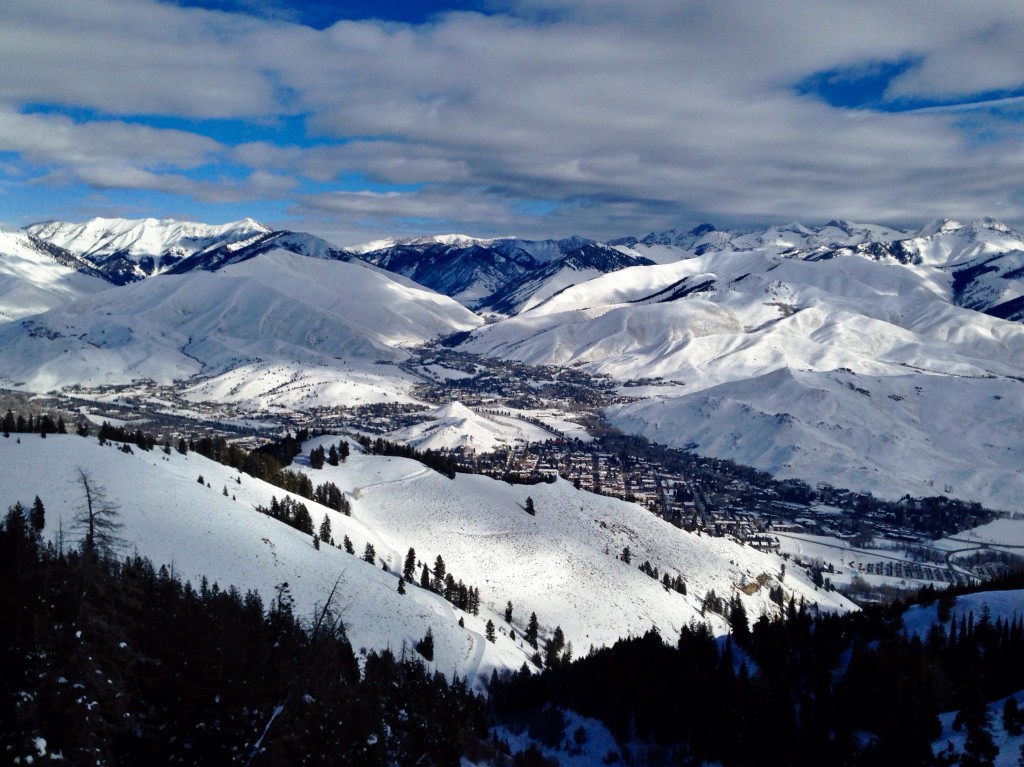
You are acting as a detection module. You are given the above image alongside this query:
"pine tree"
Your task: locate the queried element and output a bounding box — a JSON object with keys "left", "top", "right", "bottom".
{"left": 421, "top": 563, "right": 431, "bottom": 589}
{"left": 730, "top": 595, "right": 750, "bottom": 645}
{"left": 29, "top": 496, "right": 45, "bottom": 537}
{"left": 403, "top": 547, "right": 417, "bottom": 582}
{"left": 415, "top": 627, "right": 434, "bottom": 661}
{"left": 433, "top": 555, "right": 446, "bottom": 590}
{"left": 363, "top": 542, "right": 376, "bottom": 564}
{"left": 339, "top": 441, "right": 350, "bottom": 461}
{"left": 486, "top": 620, "right": 496, "bottom": 643}
{"left": 312, "top": 534, "right": 320, "bottom": 550}
{"left": 504, "top": 600, "right": 514, "bottom": 623}
{"left": 621, "top": 545, "right": 631, "bottom": 564}
{"left": 343, "top": 535, "right": 354, "bottom": 554}
{"left": 327, "top": 445, "right": 339, "bottom": 466}
{"left": 309, "top": 445, "right": 326, "bottom": 470}
{"left": 526, "top": 612, "right": 539, "bottom": 649}
{"left": 318, "top": 514, "right": 332, "bottom": 543}
{"left": 397, "top": 577, "right": 406, "bottom": 595}
{"left": 544, "top": 626, "right": 565, "bottom": 668}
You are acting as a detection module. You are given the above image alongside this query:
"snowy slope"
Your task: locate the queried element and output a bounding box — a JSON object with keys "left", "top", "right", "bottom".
{"left": 461, "top": 226, "right": 1024, "bottom": 510}
{"left": 0, "top": 228, "right": 110, "bottom": 322}
{"left": 302, "top": 440, "right": 852, "bottom": 652}
{"left": 0, "top": 435, "right": 528, "bottom": 689}
{"left": 356, "top": 236, "right": 648, "bottom": 312}
{"left": 0, "top": 435, "right": 852, "bottom": 689}
{"left": 0, "top": 248, "right": 481, "bottom": 399}
{"left": 26, "top": 216, "right": 272, "bottom": 284}
{"left": 385, "top": 402, "right": 552, "bottom": 452}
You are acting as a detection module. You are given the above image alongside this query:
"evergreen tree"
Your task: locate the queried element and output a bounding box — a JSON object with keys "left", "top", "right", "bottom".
{"left": 397, "top": 577, "right": 406, "bottom": 595}
{"left": 545, "top": 626, "right": 566, "bottom": 668}
{"left": 730, "top": 594, "right": 750, "bottom": 645}
{"left": 403, "top": 547, "right": 417, "bottom": 582}
{"left": 433, "top": 555, "right": 446, "bottom": 590}
{"left": 526, "top": 612, "right": 539, "bottom": 649}
{"left": 327, "top": 445, "right": 339, "bottom": 466}
{"left": 339, "top": 440, "right": 350, "bottom": 461}
{"left": 486, "top": 620, "right": 496, "bottom": 643}
{"left": 505, "top": 600, "right": 514, "bottom": 624}
{"left": 318, "top": 514, "right": 333, "bottom": 543}
{"left": 343, "top": 535, "right": 354, "bottom": 554}
{"left": 621, "top": 546, "right": 631, "bottom": 564}
{"left": 363, "top": 542, "right": 376, "bottom": 564}
{"left": 1005, "top": 697, "right": 1023, "bottom": 736}
{"left": 29, "top": 496, "right": 45, "bottom": 537}
{"left": 962, "top": 715, "right": 997, "bottom": 767}
{"left": 420, "top": 563, "right": 431, "bottom": 589}
{"left": 56, "top": 416, "right": 66, "bottom": 434}
{"left": 309, "top": 445, "right": 326, "bottom": 470}
{"left": 415, "top": 627, "right": 434, "bottom": 661}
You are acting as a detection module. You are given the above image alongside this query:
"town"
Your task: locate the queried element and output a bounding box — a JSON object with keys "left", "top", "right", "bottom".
{"left": 4, "top": 344, "right": 1010, "bottom": 601}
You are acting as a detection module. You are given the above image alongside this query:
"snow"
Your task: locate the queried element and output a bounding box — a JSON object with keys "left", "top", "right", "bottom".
{"left": 26, "top": 216, "right": 271, "bottom": 278}
{"left": 461, "top": 223, "right": 1024, "bottom": 510}
{"left": 0, "top": 229, "right": 110, "bottom": 322}
{"left": 0, "top": 248, "right": 480, "bottom": 403}
{"left": 0, "top": 434, "right": 852, "bottom": 691}
{"left": 903, "top": 590, "right": 1024, "bottom": 639}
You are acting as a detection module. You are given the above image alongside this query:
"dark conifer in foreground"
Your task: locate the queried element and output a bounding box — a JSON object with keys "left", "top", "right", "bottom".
{"left": 0, "top": 509, "right": 486, "bottom": 766}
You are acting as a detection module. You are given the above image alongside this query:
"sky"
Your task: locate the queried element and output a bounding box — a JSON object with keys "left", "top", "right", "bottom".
{"left": 2, "top": 0, "right": 1024, "bottom": 246}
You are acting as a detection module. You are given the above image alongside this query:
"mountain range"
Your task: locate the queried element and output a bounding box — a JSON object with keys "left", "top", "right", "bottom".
{"left": 4, "top": 214, "right": 1024, "bottom": 510}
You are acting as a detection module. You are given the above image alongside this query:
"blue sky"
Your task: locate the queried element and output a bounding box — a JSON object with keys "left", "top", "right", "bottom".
{"left": 2, "top": 0, "right": 1023, "bottom": 245}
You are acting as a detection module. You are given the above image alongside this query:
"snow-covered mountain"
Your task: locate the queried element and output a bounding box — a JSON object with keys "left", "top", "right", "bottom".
{"left": 26, "top": 216, "right": 273, "bottom": 284}
{"left": 460, "top": 218, "right": 1024, "bottom": 510}
{"left": 0, "top": 434, "right": 851, "bottom": 690}
{"left": 385, "top": 402, "right": 553, "bottom": 453}
{"left": 355, "top": 235, "right": 652, "bottom": 313}
{"left": 0, "top": 248, "right": 481, "bottom": 399}
{"left": 0, "top": 228, "right": 110, "bottom": 322}
{"left": 10, "top": 212, "right": 1024, "bottom": 510}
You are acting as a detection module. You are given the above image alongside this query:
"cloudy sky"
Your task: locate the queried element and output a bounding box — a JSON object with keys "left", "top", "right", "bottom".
{"left": 2, "top": 0, "right": 1023, "bottom": 245}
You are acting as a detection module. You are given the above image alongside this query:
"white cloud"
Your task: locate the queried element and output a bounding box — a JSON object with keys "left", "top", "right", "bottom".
{"left": 3, "top": 0, "right": 1024, "bottom": 236}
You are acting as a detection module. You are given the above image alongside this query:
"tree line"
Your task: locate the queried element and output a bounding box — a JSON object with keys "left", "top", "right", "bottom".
{"left": 0, "top": 505, "right": 489, "bottom": 766}
{"left": 491, "top": 572, "right": 1024, "bottom": 767}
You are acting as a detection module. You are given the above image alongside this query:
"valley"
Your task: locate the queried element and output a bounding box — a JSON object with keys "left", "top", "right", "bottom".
{"left": 5, "top": 213, "right": 1024, "bottom": 765}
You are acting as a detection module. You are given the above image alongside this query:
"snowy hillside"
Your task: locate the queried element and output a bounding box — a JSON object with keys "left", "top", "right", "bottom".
{"left": 26, "top": 216, "right": 272, "bottom": 284}
{"left": 356, "top": 235, "right": 649, "bottom": 312}
{"left": 0, "top": 248, "right": 481, "bottom": 399}
{"left": 0, "top": 434, "right": 851, "bottom": 689}
{"left": 385, "top": 402, "right": 553, "bottom": 453}
{"left": 0, "top": 228, "right": 110, "bottom": 322}
{"left": 460, "top": 223, "right": 1024, "bottom": 510}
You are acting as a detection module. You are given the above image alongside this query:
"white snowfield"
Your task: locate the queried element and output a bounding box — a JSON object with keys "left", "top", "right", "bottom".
{"left": 0, "top": 435, "right": 851, "bottom": 690}
{"left": 385, "top": 402, "right": 553, "bottom": 453}
{"left": 0, "top": 248, "right": 480, "bottom": 396}
{"left": 7, "top": 214, "right": 1024, "bottom": 511}
{"left": 25, "top": 216, "right": 271, "bottom": 277}
{"left": 0, "top": 228, "right": 110, "bottom": 322}
{"left": 463, "top": 219, "right": 1024, "bottom": 511}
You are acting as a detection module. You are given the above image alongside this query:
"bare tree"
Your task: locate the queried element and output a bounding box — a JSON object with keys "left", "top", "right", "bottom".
{"left": 73, "top": 467, "right": 123, "bottom": 558}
